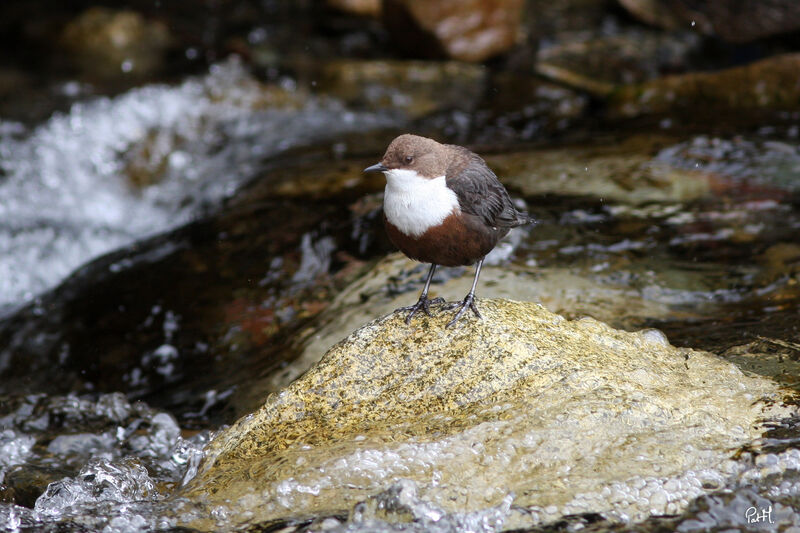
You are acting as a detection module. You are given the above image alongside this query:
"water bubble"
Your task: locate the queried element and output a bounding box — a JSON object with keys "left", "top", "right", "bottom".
{"left": 640, "top": 328, "right": 669, "bottom": 347}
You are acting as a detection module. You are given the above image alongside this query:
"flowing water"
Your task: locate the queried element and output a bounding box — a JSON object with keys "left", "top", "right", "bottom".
{"left": 0, "top": 58, "right": 397, "bottom": 314}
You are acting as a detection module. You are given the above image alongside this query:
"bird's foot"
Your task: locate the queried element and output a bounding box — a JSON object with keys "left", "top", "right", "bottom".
{"left": 444, "top": 293, "right": 481, "bottom": 328}
{"left": 397, "top": 296, "right": 446, "bottom": 324}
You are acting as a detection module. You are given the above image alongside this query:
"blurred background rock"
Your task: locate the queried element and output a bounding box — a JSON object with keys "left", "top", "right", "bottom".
{"left": 2, "top": 0, "right": 800, "bottom": 125}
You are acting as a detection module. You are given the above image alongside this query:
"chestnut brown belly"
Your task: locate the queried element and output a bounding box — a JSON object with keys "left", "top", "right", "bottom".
{"left": 384, "top": 212, "right": 508, "bottom": 267}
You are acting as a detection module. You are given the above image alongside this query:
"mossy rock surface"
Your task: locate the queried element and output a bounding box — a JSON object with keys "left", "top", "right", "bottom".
{"left": 180, "top": 299, "right": 790, "bottom": 530}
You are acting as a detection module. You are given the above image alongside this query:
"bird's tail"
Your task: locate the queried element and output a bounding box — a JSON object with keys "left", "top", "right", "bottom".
{"left": 512, "top": 211, "right": 536, "bottom": 228}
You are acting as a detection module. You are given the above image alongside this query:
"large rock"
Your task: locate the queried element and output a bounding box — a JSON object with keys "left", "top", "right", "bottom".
{"left": 381, "top": 0, "right": 524, "bottom": 62}
{"left": 179, "top": 299, "right": 789, "bottom": 530}
{"left": 619, "top": 0, "right": 800, "bottom": 43}
{"left": 237, "top": 253, "right": 675, "bottom": 410}
{"left": 610, "top": 53, "right": 800, "bottom": 120}
{"left": 535, "top": 29, "right": 701, "bottom": 96}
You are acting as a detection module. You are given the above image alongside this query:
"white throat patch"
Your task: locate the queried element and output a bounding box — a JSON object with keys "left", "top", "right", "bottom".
{"left": 383, "top": 168, "right": 460, "bottom": 238}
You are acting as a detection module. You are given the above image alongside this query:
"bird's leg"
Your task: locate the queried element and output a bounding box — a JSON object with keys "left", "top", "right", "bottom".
{"left": 397, "top": 264, "right": 445, "bottom": 323}
{"left": 445, "top": 258, "right": 484, "bottom": 327}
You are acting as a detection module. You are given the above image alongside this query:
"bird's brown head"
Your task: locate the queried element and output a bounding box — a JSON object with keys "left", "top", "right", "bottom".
{"left": 364, "top": 134, "right": 450, "bottom": 179}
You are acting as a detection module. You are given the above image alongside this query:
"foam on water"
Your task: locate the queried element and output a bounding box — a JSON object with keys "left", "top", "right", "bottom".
{"left": 0, "top": 393, "right": 210, "bottom": 530}
{"left": 292, "top": 448, "right": 800, "bottom": 532}
{"left": 0, "top": 57, "right": 395, "bottom": 310}
{"left": 0, "top": 430, "right": 35, "bottom": 477}
{"left": 1, "top": 397, "right": 799, "bottom": 531}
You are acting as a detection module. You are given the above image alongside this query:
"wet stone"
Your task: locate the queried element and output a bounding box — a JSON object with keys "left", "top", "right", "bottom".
{"left": 0, "top": 197, "right": 348, "bottom": 421}
{"left": 381, "top": 0, "right": 524, "bottom": 62}
{"left": 180, "top": 299, "right": 791, "bottom": 530}
{"left": 609, "top": 53, "right": 800, "bottom": 122}
{"left": 535, "top": 29, "right": 701, "bottom": 96}
{"left": 526, "top": 0, "right": 613, "bottom": 38}
{"left": 654, "top": 135, "right": 800, "bottom": 195}
{"left": 485, "top": 135, "right": 712, "bottom": 205}
{"left": 619, "top": 0, "right": 800, "bottom": 43}
{"left": 2, "top": 465, "right": 74, "bottom": 509}
{"left": 241, "top": 253, "right": 675, "bottom": 406}
{"left": 471, "top": 73, "right": 589, "bottom": 143}
{"left": 318, "top": 60, "right": 486, "bottom": 119}
{"left": 60, "top": 7, "right": 172, "bottom": 79}
{"left": 255, "top": 159, "right": 386, "bottom": 200}
{"left": 721, "top": 341, "right": 800, "bottom": 389}
{"left": 326, "top": 0, "right": 381, "bottom": 17}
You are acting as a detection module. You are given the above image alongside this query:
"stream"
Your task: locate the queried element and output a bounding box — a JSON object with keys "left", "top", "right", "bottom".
{"left": 2, "top": 1, "right": 800, "bottom": 532}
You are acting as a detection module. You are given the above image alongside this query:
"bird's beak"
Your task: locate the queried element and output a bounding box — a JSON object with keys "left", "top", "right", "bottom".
{"left": 363, "top": 162, "right": 388, "bottom": 173}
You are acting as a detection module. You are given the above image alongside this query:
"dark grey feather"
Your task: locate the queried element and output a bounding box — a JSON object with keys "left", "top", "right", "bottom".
{"left": 445, "top": 147, "right": 533, "bottom": 229}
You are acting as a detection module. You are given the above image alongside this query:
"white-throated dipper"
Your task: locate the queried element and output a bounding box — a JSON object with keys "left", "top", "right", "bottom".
{"left": 365, "top": 134, "right": 534, "bottom": 327}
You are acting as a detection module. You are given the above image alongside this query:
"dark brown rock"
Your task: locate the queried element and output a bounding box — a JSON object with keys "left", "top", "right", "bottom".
{"left": 381, "top": 0, "right": 524, "bottom": 62}
{"left": 326, "top": 0, "right": 381, "bottom": 17}
{"left": 619, "top": 0, "right": 800, "bottom": 43}
{"left": 527, "top": 0, "right": 613, "bottom": 37}
{"left": 536, "top": 29, "right": 701, "bottom": 96}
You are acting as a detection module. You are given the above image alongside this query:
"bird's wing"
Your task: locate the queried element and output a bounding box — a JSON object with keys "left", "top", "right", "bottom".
{"left": 445, "top": 148, "right": 531, "bottom": 228}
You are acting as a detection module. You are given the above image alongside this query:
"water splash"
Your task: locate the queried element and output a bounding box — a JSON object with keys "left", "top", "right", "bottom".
{"left": 0, "top": 430, "right": 35, "bottom": 478}
{"left": 34, "top": 458, "right": 157, "bottom": 518}
{"left": 0, "top": 393, "right": 210, "bottom": 531}
{"left": 0, "top": 57, "right": 396, "bottom": 309}
{"left": 319, "top": 480, "right": 513, "bottom": 533}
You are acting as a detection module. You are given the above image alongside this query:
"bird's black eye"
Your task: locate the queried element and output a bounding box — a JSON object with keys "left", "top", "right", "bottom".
{"left": 404, "top": 155, "right": 414, "bottom": 164}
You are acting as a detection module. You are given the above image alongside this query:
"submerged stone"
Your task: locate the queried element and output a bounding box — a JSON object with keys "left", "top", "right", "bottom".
{"left": 180, "top": 299, "right": 790, "bottom": 530}
{"left": 610, "top": 53, "right": 800, "bottom": 121}
{"left": 485, "top": 135, "right": 711, "bottom": 205}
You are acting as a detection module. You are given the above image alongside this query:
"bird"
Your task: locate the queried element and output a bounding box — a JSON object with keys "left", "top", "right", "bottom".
{"left": 364, "top": 134, "right": 534, "bottom": 327}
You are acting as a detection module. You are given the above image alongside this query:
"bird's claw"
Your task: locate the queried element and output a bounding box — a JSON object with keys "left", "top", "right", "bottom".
{"left": 398, "top": 296, "right": 446, "bottom": 324}
{"left": 444, "top": 294, "right": 481, "bottom": 328}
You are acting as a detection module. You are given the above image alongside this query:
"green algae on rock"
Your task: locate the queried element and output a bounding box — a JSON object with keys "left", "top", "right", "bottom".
{"left": 179, "top": 299, "right": 790, "bottom": 530}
